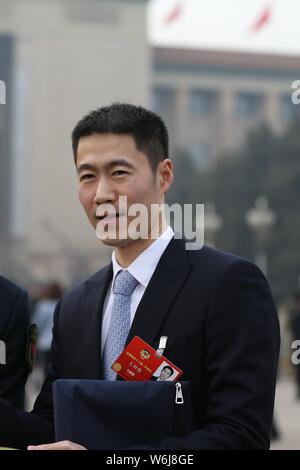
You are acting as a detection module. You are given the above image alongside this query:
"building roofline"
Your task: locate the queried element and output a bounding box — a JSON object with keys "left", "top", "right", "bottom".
{"left": 153, "top": 47, "right": 300, "bottom": 72}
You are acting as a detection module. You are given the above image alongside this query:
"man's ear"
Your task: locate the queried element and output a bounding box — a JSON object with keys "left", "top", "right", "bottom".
{"left": 159, "top": 159, "right": 173, "bottom": 191}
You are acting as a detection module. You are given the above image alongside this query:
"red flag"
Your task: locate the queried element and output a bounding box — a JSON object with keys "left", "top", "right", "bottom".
{"left": 250, "top": 4, "right": 272, "bottom": 33}
{"left": 163, "top": 0, "right": 184, "bottom": 26}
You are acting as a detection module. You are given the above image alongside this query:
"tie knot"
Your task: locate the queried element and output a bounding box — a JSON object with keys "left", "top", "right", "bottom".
{"left": 113, "top": 270, "right": 139, "bottom": 296}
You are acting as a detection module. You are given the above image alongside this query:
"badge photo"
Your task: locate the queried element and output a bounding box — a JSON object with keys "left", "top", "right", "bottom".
{"left": 151, "top": 361, "right": 180, "bottom": 381}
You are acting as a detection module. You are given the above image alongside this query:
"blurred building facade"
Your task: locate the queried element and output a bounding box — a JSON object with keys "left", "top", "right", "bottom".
{"left": 0, "top": 0, "right": 149, "bottom": 284}
{"left": 0, "top": 35, "right": 13, "bottom": 277}
{"left": 152, "top": 47, "right": 300, "bottom": 171}
{"left": 1, "top": 0, "right": 300, "bottom": 285}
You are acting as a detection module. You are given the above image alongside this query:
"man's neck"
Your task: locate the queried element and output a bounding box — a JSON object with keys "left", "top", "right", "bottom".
{"left": 114, "top": 220, "right": 168, "bottom": 268}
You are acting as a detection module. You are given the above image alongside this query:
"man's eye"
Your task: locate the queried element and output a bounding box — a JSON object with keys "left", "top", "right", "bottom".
{"left": 112, "top": 170, "right": 127, "bottom": 176}
{"left": 80, "top": 174, "right": 94, "bottom": 181}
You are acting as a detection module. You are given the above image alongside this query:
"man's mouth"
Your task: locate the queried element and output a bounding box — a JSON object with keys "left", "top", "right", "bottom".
{"left": 96, "top": 212, "right": 121, "bottom": 222}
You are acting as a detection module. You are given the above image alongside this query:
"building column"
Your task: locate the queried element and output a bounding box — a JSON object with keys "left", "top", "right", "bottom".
{"left": 217, "top": 89, "right": 236, "bottom": 155}
{"left": 264, "top": 91, "right": 282, "bottom": 134}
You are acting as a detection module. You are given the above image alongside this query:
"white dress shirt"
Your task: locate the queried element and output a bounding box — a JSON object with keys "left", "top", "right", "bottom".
{"left": 101, "top": 226, "right": 174, "bottom": 355}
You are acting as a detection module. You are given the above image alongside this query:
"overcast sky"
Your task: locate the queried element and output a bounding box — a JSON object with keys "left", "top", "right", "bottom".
{"left": 147, "top": 0, "right": 300, "bottom": 56}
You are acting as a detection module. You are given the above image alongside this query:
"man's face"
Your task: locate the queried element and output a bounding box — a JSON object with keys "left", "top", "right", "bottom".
{"left": 76, "top": 133, "right": 172, "bottom": 248}
{"left": 159, "top": 367, "right": 172, "bottom": 380}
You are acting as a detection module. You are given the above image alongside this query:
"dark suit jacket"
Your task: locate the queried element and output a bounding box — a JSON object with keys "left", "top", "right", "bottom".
{"left": 0, "top": 240, "right": 280, "bottom": 449}
{"left": 0, "top": 276, "right": 30, "bottom": 409}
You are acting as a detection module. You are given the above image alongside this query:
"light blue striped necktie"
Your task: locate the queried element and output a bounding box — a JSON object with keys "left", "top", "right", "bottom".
{"left": 102, "top": 269, "right": 139, "bottom": 380}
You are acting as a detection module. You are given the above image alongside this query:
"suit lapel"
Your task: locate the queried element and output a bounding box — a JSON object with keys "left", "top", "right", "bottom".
{"left": 126, "top": 237, "right": 192, "bottom": 348}
{"left": 77, "top": 238, "right": 191, "bottom": 379}
{"left": 79, "top": 264, "right": 113, "bottom": 378}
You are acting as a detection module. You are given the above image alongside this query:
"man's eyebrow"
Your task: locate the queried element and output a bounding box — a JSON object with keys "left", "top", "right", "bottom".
{"left": 77, "top": 163, "right": 96, "bottom": 174}
{"left": 103, "top": 159, "right": 135, "bottom": 170}
{"left": 77, "top": 159, "right": 135, "bottom": 174}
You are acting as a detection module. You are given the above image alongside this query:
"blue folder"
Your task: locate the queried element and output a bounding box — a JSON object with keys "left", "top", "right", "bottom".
{"left": 52, "top": 379, "right": 195, "bottom": 450}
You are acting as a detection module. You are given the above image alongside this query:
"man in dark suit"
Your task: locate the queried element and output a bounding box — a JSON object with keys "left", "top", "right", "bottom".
{"left": 0, "top": 276, "right": 30, "bottom": 409}
{"left": 0, "top": 104, "right": 280, "bottom": 450}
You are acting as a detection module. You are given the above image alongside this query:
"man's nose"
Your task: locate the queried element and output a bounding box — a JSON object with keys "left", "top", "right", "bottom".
{"left": 93, "top": 178, "right": 116, "bottom": 205}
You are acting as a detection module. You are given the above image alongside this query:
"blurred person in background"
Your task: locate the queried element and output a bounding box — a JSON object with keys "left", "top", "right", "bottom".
{"left": 0, "top": 276, "right": 30, "bottom": 409}
{"left": 32, "top": 282, "right": 64, "bottom": 373}
{"left": 27, "top": 282, "right": 64, "bottom": 403}
{"left": 26, "top": 282, "right": 43, "bottom": 318}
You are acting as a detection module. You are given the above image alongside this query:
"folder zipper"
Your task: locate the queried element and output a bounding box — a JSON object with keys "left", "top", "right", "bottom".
{"left": 173, "top": 382, "right": 184, "bottom": 436}
{"left": 175, "top": 382, "right": 184, "bottom": 404}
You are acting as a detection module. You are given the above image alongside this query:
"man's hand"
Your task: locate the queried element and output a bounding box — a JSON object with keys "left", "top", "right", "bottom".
{"left": 27, "top": 440, "right": 87, "bottom": 450}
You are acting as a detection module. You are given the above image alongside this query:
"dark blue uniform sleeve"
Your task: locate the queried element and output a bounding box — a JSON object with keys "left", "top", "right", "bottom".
{"left": 0, "top": 296, "right": 60, "bottom": 449}
{"left": 0, "top": 287, "right": 30, "bottom": 409}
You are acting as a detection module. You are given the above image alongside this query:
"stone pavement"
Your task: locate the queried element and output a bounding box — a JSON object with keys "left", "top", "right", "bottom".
{"left": 271, "top": 377, "right": 300, "bottom": 450}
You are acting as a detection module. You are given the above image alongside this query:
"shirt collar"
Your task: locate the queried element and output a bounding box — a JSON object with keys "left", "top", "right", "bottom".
{"left": 111, "top": 226, "right": 174, "bottom": 290}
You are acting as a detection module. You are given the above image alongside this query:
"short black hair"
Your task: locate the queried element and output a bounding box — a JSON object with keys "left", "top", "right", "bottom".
{"left": 71, "top": 103, "right": 169, "bottom": 172}
{"left": 161, "top": 365, "right": 173, "bottom": 375}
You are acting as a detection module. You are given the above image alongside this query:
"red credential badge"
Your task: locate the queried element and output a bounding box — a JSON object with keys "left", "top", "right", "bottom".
{"left": 112, "top": 335, "right": 183, "bottom": 382}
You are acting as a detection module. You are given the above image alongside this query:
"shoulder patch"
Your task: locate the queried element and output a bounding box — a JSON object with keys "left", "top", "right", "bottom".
{"left": 26, "top": 324, "right": 38, "bottom": 373}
